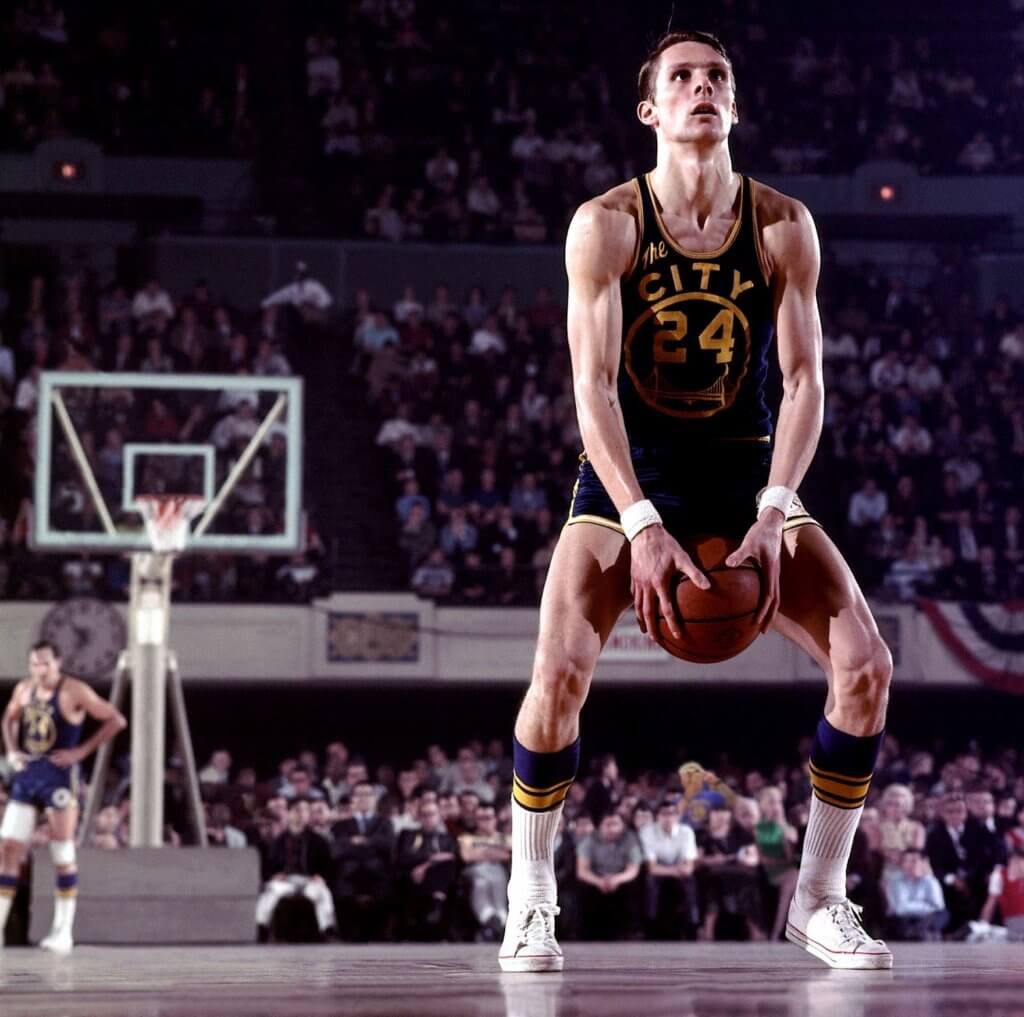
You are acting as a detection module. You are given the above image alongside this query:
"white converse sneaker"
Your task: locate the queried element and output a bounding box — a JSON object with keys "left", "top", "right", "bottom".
{"left": 498, "top": 904, "right": 563, "bottom": 972}
{"left": 39, "top": 929, "right": 73, "bottom": 954}
{"left": 786, "top": 898, "right": 892, "bottom": 969}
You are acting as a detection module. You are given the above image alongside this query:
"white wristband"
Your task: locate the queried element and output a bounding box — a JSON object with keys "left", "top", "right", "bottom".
{"left": 757, "top": 485, "right": 796, "bottom": 519}
{"left": 620, "top": 499, "right": 663, "bottom": 542}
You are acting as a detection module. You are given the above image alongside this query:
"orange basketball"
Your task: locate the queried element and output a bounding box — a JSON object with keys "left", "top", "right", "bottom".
{"left": 653, "top": 535, "right": 763, "bottom": 664}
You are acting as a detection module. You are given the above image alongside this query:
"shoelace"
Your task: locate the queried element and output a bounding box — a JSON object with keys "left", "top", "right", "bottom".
{"left": 516, "top": 904, "right": 560, "bottom": 945}
{"left": 825, "top": 900, "right": 873, "bottom": 947}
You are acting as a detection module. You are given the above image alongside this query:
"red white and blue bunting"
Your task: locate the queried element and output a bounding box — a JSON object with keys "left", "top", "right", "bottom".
{"left": 919, "top": 599, "right": 1024, "bottom": 695}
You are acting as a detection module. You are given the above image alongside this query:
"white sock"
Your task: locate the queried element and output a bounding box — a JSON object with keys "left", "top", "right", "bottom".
{"left": 508, "top": 798, "right": 562, "bottom": 908}
{"left": 795, "top": 795, "right": 863, "bottom": 909}
{"left": 51, "top": 893, "right": 77, "bottom": 937}
{"left": 0, "top": 892, "right": 13, "bottom": 941}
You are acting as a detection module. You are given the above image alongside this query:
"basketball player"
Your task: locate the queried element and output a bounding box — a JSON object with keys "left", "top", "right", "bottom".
{"left": 0, "top": 641, "right": 126, "bottom": 951}
{"left": 500, "top": 31, "right": 893, "bottom": 971}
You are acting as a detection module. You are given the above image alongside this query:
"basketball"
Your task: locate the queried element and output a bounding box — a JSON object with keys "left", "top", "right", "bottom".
{"left": 653, "top": 535, "right": 763, "bottom": 663}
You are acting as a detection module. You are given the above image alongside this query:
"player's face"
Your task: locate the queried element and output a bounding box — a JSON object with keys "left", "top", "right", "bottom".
{"left": 28, "top": 648, "right": 61, "bottom": 685}
{"left": 638, "top": 42, "right": 737, "bottom": 145}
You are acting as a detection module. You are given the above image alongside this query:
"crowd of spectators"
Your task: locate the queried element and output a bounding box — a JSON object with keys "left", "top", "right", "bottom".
{"left": 0, "top": 264, "right": 326, "bottom": 603}
{"left": 0, "top": 3, "right": 256, "bottom": 156}
{"left": 5, "top": 732, "right": 1020, "bottom": 945}
{"left": 358, "top": 250, "right": 1024, "bottom": 605}
{"left": 299, "top": 0, "right": 1024, "bottom": 241}
{"left": 5, "top": 3, "right": 1023, "bottom": 243}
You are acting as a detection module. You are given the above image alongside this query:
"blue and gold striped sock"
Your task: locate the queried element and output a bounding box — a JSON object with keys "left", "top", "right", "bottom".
{"left": 808, "top": 717, "right": 882, "bottom": 810}
{"left": 797, "top": 717, "right": 884, "bottom": 907}
{"left": 511, "top": 736, "right": 580, "bottom": 813}
{"left": 509, "top": 736, "right": 580, "bottom": 908}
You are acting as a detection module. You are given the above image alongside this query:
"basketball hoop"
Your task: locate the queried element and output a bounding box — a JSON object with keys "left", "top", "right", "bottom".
{"left": 134, "top": 495, "right": 207, "bottom": 554}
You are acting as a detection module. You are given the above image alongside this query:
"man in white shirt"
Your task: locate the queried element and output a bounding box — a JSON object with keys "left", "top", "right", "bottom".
{"left": 889, "top": 415, "right": 933, "bottom": 457}
{"left": 469, "top": 315, "right": 506, "bottom": 357}
{"left": 640, "top": 800, "right": 699, "bottom": 938}
{"left": 131, "top": 278, "right": 175, "bottom": 328}
{"left": 848, "top": 477, "right": 889, "bottom": 529}
{"left": 869, "top": 350, "right": 906, "bottom": 392}
{"left": 261, "top": 262, "right": 333, "bottom": 319}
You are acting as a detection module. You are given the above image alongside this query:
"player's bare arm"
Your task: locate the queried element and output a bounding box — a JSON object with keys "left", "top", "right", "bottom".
{"left": 566, "top": 194, "right": 709, "bottom": 642}
{"left": 2, "top": 681, "right": 28, "bottom": 767}
{"left": 726, "top": 186, "right": 823, "bottom": 631}
{"left": 48, "top": 679, "right": 126, "bottom": 770}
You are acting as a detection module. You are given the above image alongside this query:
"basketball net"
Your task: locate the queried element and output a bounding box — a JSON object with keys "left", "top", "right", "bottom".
{"left": 134, "top": 495, "right": 207, "bottom": 554}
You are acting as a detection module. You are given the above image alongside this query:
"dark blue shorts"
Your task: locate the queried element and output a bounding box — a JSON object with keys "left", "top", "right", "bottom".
{"left": 10, "top": 759, "right": 80, "bottom": 811}
{"left": 566, "top": 443, "right": 816, "bottom": 539}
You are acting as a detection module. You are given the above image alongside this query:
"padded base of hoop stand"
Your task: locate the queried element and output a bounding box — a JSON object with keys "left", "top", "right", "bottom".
{"left": 30, "top": 846, "right": 260, "bottom": 944}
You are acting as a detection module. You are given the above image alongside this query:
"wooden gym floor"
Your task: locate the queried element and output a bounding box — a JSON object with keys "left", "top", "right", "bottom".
{"left": 0, "top": 942, "right": 1020, "bottom": 1016}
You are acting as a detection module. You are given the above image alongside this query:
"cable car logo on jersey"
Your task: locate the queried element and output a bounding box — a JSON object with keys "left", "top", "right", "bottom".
{"left": 624, "top": 260, "right": 756, "bottom": 418}
{"left": 22, "top": 702, "right": 57, "bottom": 755}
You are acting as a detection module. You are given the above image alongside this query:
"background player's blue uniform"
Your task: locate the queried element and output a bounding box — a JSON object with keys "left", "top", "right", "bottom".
{"left": 11, "top": 677, "right": 83, "bottom": 811}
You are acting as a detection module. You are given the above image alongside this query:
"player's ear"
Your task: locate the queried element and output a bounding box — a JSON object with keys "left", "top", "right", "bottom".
{"left": 637, "top": 99, "right": 657, "bottom": 128}
{"left": 731, "top": 99, "right": 739, "bottom": 125}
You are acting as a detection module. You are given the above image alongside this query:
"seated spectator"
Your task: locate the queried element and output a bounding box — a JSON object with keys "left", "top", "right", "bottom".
{"left": 439, "top": 508, "right": 478, "bottom": 557}
{"left": 199, "top": 749, "right": 232, "bottom": 785}
{"left": 206, "top": 802, "right": 248, "bottom": 848}
{"left": 282, "top": 766, "right": 325, "bottom": 802}
{"left": 889, "top": 414, "right": 933, "bottom": 457}
{"left": 458, "top": 802, "right": 511, "bottom": 941}
{"left": 446, "top": 747, "right": 494, "bottom": 803}
{"left": 576, "top": 812, "right": 643, "bottom": 941}
{"left": 848, "top": 477, "right": 888, "bottom": 530}
{"left": 926, "top": 794, "right": 980, "bottom": 931}
{"left": 411, "top": 547, "right": 455, "bottom": 599}
{"left": 255, "top": 798, "right": 336, "bottom": 942}
{"left": 885, "top": 539, "right": 935, "bottom": 601}
{"left": 640, "top": 800, "right": 699, "bottom": 940}
{"left": 964, "top": 787, "right": 1008, "bottom": 903}
{"left": 331, "top": 780, "right": 395, "bottom": 940}
{"left": 754, "top": 786, "right": 800, "bottom": 941}
{"left": 132, "top": 278, "right": 175, "bottom": 329}
{"left": 879, "top": 783, "right": 927, "bottom": 884}
{"left": 697, "top": 804, "right": 764, "bottom": 941}
{"left": 886, "top": 849, "right": 948, "bottom": 941}
{"left": 396, "top": 800, "right": 458, "bottom": 939}
{"left": 869, "top": 350, "right": 906, "bottom": 391}
{"left": 469, "top": 314, "right": 506, "bottom": 357}
{"left": 979, "top": 849, "right": 1024, "bottom": 941}
{"left": 398, "top": 502, "right": 436, "bottom": 570}
{"left": 261, "top": 261, "right": 333, "bottom": 319}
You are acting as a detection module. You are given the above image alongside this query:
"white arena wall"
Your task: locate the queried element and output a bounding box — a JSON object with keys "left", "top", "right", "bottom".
{"left": 0, "top": 595, "right": 981, "bottom": 688}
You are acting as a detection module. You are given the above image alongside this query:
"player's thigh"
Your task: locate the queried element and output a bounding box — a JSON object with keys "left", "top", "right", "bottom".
{"left": 772, "top": 523, "right": 887, "bottom": 677}
{"left": 47, "top": 802, "right": 79, "bottom": 842}
{"left": 532, "top": 521, "right": 632, "bottom": 685}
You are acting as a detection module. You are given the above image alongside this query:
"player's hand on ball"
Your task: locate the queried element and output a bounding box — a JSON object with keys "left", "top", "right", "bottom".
{"left": 630, "top": 525, "right": 709, "bottom": 641}
{"left": 725, "top": 512, "right": 784, "bottom": 633}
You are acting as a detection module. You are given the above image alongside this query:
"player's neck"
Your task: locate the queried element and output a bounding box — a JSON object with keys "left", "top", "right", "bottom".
{"left": 651, "top": 144, "right": 736, "bottom": 226}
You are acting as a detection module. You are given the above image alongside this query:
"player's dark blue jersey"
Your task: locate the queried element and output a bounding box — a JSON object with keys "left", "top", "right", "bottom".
{"left": 18, "top": 678, "right": 83, "bottom": 759}
{"left": 12, "top": 678, "right": 84, "bottom": 811}
{"left": 618, "top": 173, "right": 775, "bottom": 445}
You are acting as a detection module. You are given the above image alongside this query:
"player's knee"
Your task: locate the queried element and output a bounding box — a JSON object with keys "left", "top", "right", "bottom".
{"left": 831, "top": 634, "right": 892, "bottom": 705}
{"left": 530, "top": 649, "right": 592, "bottom": 715}
{"left": 50, "top": 839, "right": 76, "bottom": 870}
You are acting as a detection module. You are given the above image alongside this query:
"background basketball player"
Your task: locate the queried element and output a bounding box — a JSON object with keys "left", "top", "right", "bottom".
{"left": 501, "top": 31, "right": 893, "bottom": 972}
{"left": 0, "top": 641, "right": 126, "bottom": 951}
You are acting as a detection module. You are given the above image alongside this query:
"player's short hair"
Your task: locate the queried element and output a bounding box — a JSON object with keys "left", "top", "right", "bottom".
{"left": 637, "top": 30, "right": 733, "bottom": 103}
{"left": 29, "top": 640, "right": 60, "bottom": 658}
